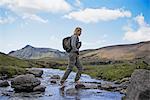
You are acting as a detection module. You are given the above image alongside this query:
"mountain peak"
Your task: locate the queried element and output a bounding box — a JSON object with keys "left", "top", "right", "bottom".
{"left": 25, "top": 45, "right": 32, "bottom": 47}
{"left": 24, "top": 45, "right": 33, "bottom": 48}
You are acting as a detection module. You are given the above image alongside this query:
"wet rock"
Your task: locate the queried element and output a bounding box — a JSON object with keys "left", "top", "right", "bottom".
{"left": 0, "top": 80, "right": 9, "bottom": 87}
{"left": 0, "top": 75, "right": 8, "bottom": 80}
{"left": 11, "top": 74, "right": 41, "bottom": 92}
{"left": 75, "top": 83, "right": 86, "bottom": 89}
{"left": 98, "top": 83, "right": 117, "bottom": 91}
{"left": 50, "top": 79, "right": 57, "bottom": 84}
{"left": 27, "top": 69, "right": 43, "bottom": 77}
{"left": 33, "top": 85, "right": 46, "bottom": 92}
{"left": 84, "top": 81, "right": 101, "bottom": 84}
{"left": 120, "top": 89, "right": 127, "bottom": 94}
{"left": 66, "top": 88, "right": 78, "bottom": 96}
{"left": 114, "top": 80, "right": 121, "bottom": 84}
{"left": 125, "top": 69, "right": 150, "bottom": 100}
{"left": 114, "top": 77, "right": 130, "bottom": 84}
{"left": 83, "top": 83, "right": 98, "bottom": 89}
{"left": 50, "top": 75, "right": 60, "bottom": 79}
{"left": 85, "top": 84, "right": 98, "bottom": 89}
{"left": 120, "top": 77, "right": 130, "bottom": 83}
{"left": 1, "top": 92, "right": 12, "bottom": 96}
{"left": 120, "top": 81, "right": 130, "bottom": 89}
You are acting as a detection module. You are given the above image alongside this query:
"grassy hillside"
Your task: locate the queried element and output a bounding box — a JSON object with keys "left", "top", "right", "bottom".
{"left": 80, "top": 41, "right": 150, "bottom": 61}
{"left": 0, "top": 52, "right": 41, "bottom": 77}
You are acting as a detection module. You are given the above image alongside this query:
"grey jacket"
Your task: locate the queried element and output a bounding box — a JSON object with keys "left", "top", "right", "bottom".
{"left": 70, "top": 35, "right": 81, "bottom": 53}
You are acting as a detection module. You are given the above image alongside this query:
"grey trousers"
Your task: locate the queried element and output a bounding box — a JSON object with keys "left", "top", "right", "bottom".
{"left": 61, "top": 52, "right": 83, "bottom": 82}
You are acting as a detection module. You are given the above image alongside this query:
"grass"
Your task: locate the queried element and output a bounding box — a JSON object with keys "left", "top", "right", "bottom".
{"left": 0, "top": 66, "right": 26, "bottom": 77}
{"left": 0, "top": 52, "right": 42, "bottom": 78}
{"left": 51, "top": 60, "right": 150, "bottom": 81}
{"left": 83, "top": 61, "right": 149, "bottom": 81}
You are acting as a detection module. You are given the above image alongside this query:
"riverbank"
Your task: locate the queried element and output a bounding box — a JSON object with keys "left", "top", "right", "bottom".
{"left": 51, "top": 60, "right": 149, "bottom": 81}
{"left": 0, "top": 68, "right": 124, "bottom": 100}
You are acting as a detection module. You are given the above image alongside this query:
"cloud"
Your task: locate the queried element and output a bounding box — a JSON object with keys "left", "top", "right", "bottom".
{"left": 22, "top": 14, "right": 48, "bottom": 23}
{"left": 64, "top": 7, "right": 131, "bottom": 23}
{"left": 0, "top": 16, "right": 15, "bottom": 24}
{"left": 0, "top": 0, "right": 72, "bottom": 23}
{"left": 123, "top": 14, "right": 150, "bottom": 42}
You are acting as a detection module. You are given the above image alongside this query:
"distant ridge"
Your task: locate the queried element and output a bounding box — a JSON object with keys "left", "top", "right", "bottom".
{"left": 8, "top": 41, "right": 150, "bottom": 61}
{"left": 8, "top": 45, "right": 68, "bottom": 59}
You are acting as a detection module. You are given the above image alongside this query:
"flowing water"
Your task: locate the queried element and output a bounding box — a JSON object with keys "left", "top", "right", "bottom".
{"left": 0, "top": 68, "right": 124, "bottom": 100}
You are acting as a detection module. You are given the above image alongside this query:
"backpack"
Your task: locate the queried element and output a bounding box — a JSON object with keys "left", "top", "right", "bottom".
{"left": 62, "top": 36, "right": 72, "bottom": 52}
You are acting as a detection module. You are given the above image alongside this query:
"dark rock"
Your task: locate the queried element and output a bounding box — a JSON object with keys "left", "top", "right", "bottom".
{"left": 1, "top": 92, "right": 12, "bottom": 96}
{"left": 83, "top": 83, "right": 98, "bottom": 89}
{"left": 11, "top": 74, "right": 41, "bottom": 92}
{"left": 27, "top": 69, "right": 43, "bottom": 77}
{"left": 125, "top": 69, "right": 150, "bottom": 100}
{"left": 0, "top": 75, "right": 8, "bottom": 80}
{"left": 98, "top": 83, "right": 117, "bottom": 91}
{"left": 50, "top": 79, "right": 57, "bottom": 84}
{"left": 0, "top": 80, "right": 9, "bottom": 87}
{"left": 75, "top": 84, "right": 86, "bottom": 89}
{"left": 120, "top": 89, "right": 127, "bottom": 94}
{"left": 114, "top": 80, "right": 121, "bottom": 84}
{"left": 66, "top": 88, "right": 78, "bottom": 96}
{"left": 84, "top": 81, "right": 101, "bottom": 84}
{"left": 120, "top": 81, "right": 130, "bottom": 89}
{"left": 33, "top": 85, "right": 46, "bottom": 92}
{"left": 50, "top": 75, "right": 60, "bottom": 79}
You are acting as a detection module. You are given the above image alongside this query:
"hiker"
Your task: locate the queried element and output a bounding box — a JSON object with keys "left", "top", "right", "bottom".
{"left": 60, "top": 27, "right": 83, "bottom": 86}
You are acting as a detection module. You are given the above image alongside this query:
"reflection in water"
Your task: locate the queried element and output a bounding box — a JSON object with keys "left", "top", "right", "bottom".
{"left": 59, "top": 86, "right": 65, "bottom": 97}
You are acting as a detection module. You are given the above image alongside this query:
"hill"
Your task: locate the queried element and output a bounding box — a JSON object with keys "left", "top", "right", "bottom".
{"left": 8, "top": 45, "right": 68, "bottom": 59}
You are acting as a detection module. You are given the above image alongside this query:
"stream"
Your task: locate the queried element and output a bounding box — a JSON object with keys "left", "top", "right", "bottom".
{"left": 0, "top": 68, "right": 124, "bottom": 100}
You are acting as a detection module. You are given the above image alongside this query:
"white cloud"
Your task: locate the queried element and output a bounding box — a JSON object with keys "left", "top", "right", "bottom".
{"left": 22, "top": 14, "right": 48, "bottom": 23}
{"left": 64, "top": 7, "right": 131, "bottom": 23}
{"left": 0, "top": 16, "right": 15, "bottom": 24}
{"left": 0, "top": 0, "right": 71, "bottom": 13}
{"left": 0, "top": 0, "right": 72, "bottom": 23}
{"left": 123, "top": 14, "right": 150, "bottom": 42}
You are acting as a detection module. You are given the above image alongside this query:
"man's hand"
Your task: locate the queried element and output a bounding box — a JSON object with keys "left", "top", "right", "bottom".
{"left": 75, "top": 51, "right": 79, "bottom": 55}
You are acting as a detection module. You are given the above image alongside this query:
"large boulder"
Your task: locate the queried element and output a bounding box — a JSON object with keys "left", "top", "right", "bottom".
{"left": 125, "top": 69, "right": 150, "bottom": 100}
{"left": 11, "top": 74, "right": 41, "bottom": 92}
{"left": 27, "top": 69, "right": 43, "bottom": 77}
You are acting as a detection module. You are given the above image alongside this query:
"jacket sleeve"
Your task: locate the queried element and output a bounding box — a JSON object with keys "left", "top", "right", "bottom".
{"left": 71, "top": 35, "right": 79, "bottom": 52}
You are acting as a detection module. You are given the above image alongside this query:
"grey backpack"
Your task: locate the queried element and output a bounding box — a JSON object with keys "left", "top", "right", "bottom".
{"left": 62, "top": 36, "right": 72, "bottom": 52}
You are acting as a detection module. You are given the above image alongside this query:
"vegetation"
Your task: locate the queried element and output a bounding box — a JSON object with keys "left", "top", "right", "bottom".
{"left": 51, "top": 60, "right": 150, "bottom": 81}
{"left": 0, "top": 52, "right": 42, "bottom": 78}
{"left": 0, "top": 66, "right": 26, "bottom": 77}
{"left": 0, "top": 52, "right": 149, "bottom": 81}
{"left": 87, "top": 60, "right": 149, "bottom": 81}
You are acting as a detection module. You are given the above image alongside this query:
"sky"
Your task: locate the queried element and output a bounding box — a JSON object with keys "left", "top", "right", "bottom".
{"left": 0, "top": 0, "right": 150, "bottom": 53}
